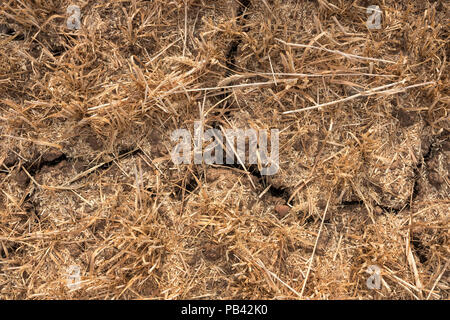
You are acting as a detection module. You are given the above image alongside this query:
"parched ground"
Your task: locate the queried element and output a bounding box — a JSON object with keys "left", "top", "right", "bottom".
{"left": 0, "top": 0, "right": 448, "bottom": 299}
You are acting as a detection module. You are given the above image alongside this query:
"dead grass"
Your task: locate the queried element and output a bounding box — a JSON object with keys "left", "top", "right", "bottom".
{"left": 0, "top": 0, "right": 448, "bottom": 299}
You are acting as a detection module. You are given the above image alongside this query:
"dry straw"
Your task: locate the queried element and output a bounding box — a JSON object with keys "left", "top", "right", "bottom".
{"left": 0, "top": 0, "right": 448, "bottom": 300}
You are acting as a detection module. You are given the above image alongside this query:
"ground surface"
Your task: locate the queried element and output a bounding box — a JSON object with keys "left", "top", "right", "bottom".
{"left": 0, "top": 0, "right": 448, "bottom": 299}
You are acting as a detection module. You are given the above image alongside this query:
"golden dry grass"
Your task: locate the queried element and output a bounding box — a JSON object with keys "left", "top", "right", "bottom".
{"left": 0, "top": 0, "right": 448, "bottom": 299}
